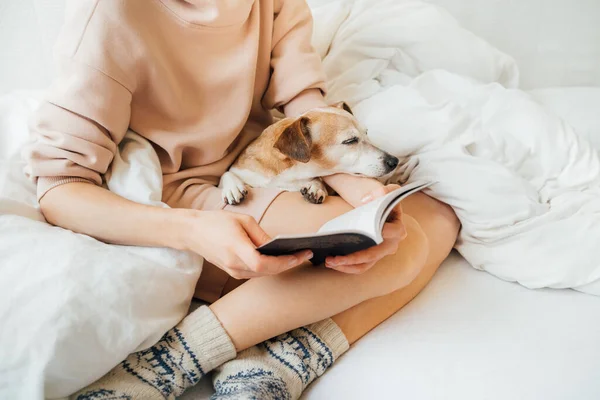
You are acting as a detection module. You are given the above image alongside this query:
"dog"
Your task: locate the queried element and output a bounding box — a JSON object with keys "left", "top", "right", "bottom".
{"left": 220, "top": 102, "right": 399, "bottom": 205}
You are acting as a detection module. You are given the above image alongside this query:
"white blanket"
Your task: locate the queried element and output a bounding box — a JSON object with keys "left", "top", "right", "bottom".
{"left": 1, "top": 1, "right": 599, "bottom": 398}
{"left": 0, "top": 93, "right": 203, "bottom": 399}
{"left": 310, "top": 0, "right": 600, "bottom": 294}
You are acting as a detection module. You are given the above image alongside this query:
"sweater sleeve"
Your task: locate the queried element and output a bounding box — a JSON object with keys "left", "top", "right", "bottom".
{"left": 24, "top": 57, "right": 132, "bottom": 200}
{"left": 262, "top": 0, "right": 327, "bottom": 111}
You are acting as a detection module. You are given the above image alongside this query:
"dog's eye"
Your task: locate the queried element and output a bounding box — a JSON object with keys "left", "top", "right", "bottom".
{"left": 342, "top": 137, "right": 359, "bottom": 145}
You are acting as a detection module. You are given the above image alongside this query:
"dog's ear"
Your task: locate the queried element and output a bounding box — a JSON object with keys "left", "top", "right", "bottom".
{"left": 275, "top": 117, "right": 312, "bottom": 163}
{"left": 333, "top": 101, "right": 353, "bottom": 115}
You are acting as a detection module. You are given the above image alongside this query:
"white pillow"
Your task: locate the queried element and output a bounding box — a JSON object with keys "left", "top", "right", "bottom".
{"left": 309, "top": 0, "right": 351, "bottom": 59}
{"left": 315, "top": 0, "right": 519, "bottom": 105}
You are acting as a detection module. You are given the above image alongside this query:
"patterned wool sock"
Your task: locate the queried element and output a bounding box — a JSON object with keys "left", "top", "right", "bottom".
{"left": 72, "top": 306, "right": 236, "bottom": 400}
{"left": 211, "top": 318, "right": 349, "bottom": 400}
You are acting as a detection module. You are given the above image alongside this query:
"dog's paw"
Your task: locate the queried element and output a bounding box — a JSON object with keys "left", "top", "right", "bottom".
{"left": 300, "top": 179, "right": 327, "bottom": 204}
{"left": 220, "top": 172, "right": 249, "bottom": 205}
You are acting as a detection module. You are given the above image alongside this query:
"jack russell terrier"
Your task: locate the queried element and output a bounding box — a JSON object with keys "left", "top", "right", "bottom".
{"left": 220, "top": 102, "right": 399, "bottom": 205}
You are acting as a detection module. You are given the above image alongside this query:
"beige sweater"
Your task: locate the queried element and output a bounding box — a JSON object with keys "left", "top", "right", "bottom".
{"left": 25, "top": 0, "right": 326, "bottom": 210}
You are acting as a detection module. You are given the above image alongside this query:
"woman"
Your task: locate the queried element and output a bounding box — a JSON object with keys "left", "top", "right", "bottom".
{"left": 26, "top": 0, "right": 459, "bottom": 398}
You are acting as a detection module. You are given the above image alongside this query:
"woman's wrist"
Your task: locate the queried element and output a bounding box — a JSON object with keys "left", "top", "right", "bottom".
{"left": 283, "top": 89, "right": 328, "bottom": 117}
{"left": 159, "top": 207, "right": 200, "bottom": 251}
{"left": 323, "top": 174, "right": 385, "bottom": 208}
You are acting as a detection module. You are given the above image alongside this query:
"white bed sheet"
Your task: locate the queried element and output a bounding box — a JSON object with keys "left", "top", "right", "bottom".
{"left": 303, "top": 252, "right": 600, "bottom": 400}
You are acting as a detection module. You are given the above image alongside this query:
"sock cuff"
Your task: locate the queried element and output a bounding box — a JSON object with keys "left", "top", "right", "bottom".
{"left": 306, "top": 318, "right": 349, "bottom": 360}
{"left": 177, "top": 305, "right": 237, "bottom": 371}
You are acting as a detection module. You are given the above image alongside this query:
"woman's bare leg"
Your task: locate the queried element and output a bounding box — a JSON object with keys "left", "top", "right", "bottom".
{"left": 211, "top": 191, "right": 459, "bottom": 351}
{"left": 331, "top": 192, "right": 459, "bottom": 344}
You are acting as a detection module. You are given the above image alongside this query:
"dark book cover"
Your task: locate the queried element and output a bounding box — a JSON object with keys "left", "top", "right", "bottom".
{"left": 258, "top": 232, "right": 377, "bottom": 265}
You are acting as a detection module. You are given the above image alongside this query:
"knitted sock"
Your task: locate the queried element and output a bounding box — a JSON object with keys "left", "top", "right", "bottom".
{"left": 72, "top": 306, "right": 236, "bottom": 400}
{"left": 211, "top": 318, "right": 349, "bottom": 400}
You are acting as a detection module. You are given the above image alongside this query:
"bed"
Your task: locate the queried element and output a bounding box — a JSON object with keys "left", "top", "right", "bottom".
{"left": 1, "top": 0, "right": 599, "bottom": 399}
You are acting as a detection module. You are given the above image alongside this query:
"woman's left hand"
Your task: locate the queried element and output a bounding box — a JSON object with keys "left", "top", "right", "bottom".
{"left": 324, "top": 184, "right": 407, "bottom": 274}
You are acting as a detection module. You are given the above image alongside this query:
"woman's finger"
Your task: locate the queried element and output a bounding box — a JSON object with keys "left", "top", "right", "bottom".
{"left": 360, "top": 184, "right": 401, "bottom": 204}
{"left": 327, "top": 262, "right": 376, "bottom": 274}
{"left": 217, "top": 252, "right": 259, "bottom": 279}
{"left": 236, "top": 241, "right": 312, "bottom": 276}
{"left": 223, "top": 267, "right": 261, "bottom": 280}
{"left": 326, "top": 239, "right": 397, "bottom": 267}
{"left": 237, "top": 214, "right": 272, "bottom": 247}
{"left": 252, "top": 251, "right": 313, "bottom": 275}
{"left": 382, "top": 219, "right": 407, "bottom": 240}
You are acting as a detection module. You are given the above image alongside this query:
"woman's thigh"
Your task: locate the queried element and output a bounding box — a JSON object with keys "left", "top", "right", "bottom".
{"left": 260, "top": 191, "right": 354, "bottom": 236}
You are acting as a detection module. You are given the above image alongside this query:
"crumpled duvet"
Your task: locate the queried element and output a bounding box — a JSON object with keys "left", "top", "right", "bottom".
{"left": 0, "top": 92, "right": 203, "bottom": 399}
{"left": 310, "top": 0, "right": 600, "bottom": 294}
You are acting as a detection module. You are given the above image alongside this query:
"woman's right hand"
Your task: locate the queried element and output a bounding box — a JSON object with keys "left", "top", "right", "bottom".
{"left": 180, "top": 210, "right": 313, "bottom": 279}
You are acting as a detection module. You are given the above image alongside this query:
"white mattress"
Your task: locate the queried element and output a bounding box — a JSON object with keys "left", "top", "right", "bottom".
{"left": 181, "top": 252, "right": 600, "bottom": 400}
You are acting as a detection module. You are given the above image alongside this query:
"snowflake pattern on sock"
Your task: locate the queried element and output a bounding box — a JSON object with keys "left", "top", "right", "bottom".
{"left": 212, "top": 368, "right": 290, "bottom": 400}
{"left": 120, "top": 327, "right": 205, "bottom": 397}
{"left": 263, "top": 327, "right": 333, "bottom": 386}
{"left": 211, "top": 327, "right": 335, "bottom": 400}
{"left": 76, "top": 327, "right": 204, "bottom": 400}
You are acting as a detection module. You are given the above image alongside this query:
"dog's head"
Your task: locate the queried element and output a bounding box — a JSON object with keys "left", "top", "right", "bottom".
{"left": 273, "top": 102, "right": 398, "bottom": 178}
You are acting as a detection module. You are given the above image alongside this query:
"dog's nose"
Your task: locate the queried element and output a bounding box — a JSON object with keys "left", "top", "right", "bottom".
{"left": 384, "top": 155, "right": 399, "bottom": 172}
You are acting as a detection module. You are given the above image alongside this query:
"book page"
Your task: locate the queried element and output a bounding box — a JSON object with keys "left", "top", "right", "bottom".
{"left": 317, "top": 180, "right": 433, "bottom": 243}
{"left": 317, "top": 194, "right": 386, "bottom": 240}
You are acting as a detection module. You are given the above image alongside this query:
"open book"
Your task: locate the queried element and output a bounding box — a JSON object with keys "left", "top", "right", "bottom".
{"left": 258, "top": 180, "right": 434, "bottom": 265}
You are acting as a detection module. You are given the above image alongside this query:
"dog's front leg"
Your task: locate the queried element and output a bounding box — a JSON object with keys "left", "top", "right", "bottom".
{"left": 296, "top": 178, "right": 328, "bottom": 204}
{"left": 219, "top": 171, "right": 249, "bottom": 205}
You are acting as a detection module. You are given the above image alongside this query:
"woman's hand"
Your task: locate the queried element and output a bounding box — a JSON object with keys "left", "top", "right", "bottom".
{"left": 181, "top": 210, "right": 313, "bottom": 279}
{"left": 324, "top": 184, "right": 408, "bottom": 274}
